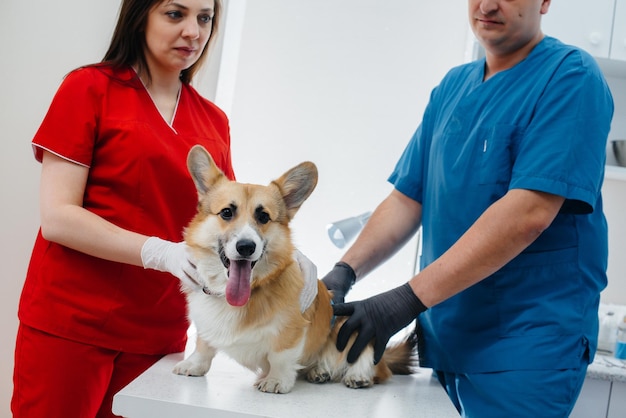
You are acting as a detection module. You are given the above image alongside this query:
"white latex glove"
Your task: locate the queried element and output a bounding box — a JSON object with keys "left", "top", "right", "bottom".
{"left": 141, "top": 237, "right": 203, "bottom": 292}
{"left": 294, "top": 249, "right": 318, "bottom": 312}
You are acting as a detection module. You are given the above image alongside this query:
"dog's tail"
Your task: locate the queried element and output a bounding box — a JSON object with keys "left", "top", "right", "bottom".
{"left": 373, "top": 327, "right": 418, "bottom": 384}
{"left": 382, "top": 326, "right": 419, "bottom": 375}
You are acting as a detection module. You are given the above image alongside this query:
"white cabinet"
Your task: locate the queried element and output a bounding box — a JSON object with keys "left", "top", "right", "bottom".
{"left": 608, "top": 381, "right": 626, "bottom": 418}
{"left": 571, "top": 379, "right": 611, "bottom": 418}
{"left": 612, "top": 1, "right": 626, "bottom": 61}
{"left": 572, "top": 379, "right": 626, "bottom": 418}
{"left": 542, "top": 0, "right": 626, "bottom": 62}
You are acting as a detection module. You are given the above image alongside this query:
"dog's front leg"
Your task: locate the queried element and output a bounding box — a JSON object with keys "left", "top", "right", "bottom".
{"left": 256, "top": 343, "right": 304, "bottom": 394}
{"left": 172, "top": 336, "right": 217, "bottom": 377}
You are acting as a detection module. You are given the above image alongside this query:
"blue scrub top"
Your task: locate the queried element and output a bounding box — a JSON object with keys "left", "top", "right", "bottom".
{"left": 389, "top": 37, "right": 614, "bottom": 373}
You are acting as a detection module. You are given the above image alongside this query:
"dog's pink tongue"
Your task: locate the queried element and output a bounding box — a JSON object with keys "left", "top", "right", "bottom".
{"left": 226, "top": 260, "right": 252, "bottom": 307}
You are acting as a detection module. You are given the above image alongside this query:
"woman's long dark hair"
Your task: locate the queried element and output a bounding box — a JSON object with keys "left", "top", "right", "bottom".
{"left": 103, "top": 0, "right": 222, "bottom": 85}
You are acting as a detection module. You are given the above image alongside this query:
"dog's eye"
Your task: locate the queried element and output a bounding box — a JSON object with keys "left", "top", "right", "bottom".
{"left": 258, "top": 212, "right": 270, "bottom": 224}
{"left": 220, "top": 207, "right": 233, "bottom": 220}
{"left": 255, "top": 208, "right": 270, "bottom": 225}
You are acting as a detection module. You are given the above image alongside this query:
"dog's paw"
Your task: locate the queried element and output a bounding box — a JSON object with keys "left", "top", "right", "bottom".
{"left": 343, "top": 362, "right": 375, "bottom": 389}
{"left": 172, "top": 359, "right": 210, "bottom": 377}
{"left": 342, "top": 374, "right": 374, "bottom": 389}
{"left": 256, "top": 376, "right": 294, "bottom": 394}
{"left": 305, "top": 366, "right": 331, "bottom": 384}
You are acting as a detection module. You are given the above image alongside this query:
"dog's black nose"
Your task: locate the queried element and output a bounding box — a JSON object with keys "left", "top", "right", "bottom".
{"left": 236, "top": 239, "right": 256, "bottom": 257}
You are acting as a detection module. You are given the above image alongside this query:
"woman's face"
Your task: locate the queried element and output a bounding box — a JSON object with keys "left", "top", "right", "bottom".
{"left": 144, "top": 0, "right": 215, "bottom": 77}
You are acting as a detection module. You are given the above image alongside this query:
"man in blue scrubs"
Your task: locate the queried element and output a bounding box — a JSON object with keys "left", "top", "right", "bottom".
{"left": 322, "top": 1, "right": 614, "bottom": 416}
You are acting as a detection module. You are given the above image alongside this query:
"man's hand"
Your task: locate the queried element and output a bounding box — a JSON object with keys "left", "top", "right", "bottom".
{"left": 333, "top": 283, "right": 426, "bottom": 364}
{"left": 321, "top": 261, "right": 356, "bottom": 304}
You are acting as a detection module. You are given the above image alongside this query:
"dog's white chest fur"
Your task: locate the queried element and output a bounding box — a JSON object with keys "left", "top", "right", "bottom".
{"left": 176, "top": 288, "right": 312, "bottom": 394}
{"left": 188, "top": 291, "right": 286, "bottom": 364}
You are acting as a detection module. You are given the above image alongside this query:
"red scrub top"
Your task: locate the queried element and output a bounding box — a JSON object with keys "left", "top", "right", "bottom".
{"left": 18, "top": 64, "right": 235, "bottom": 354}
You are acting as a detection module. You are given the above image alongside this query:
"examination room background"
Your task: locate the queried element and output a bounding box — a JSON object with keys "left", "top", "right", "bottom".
{"left": 3, "top": 1, "right": 624, "bottom": 416}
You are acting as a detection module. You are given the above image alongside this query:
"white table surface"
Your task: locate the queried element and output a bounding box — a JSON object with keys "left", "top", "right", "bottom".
{"left": 113, "top": 350, "right": 459, "bottom": 418}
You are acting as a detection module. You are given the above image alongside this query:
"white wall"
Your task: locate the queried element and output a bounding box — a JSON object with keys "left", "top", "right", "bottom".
{"left": 226, "top": 1, "right": 469, "bottom": 302}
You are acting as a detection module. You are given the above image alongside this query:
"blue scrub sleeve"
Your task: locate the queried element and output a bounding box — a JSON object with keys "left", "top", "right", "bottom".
{"left": 509, "top": 53, "right": 613, "bottom": 214}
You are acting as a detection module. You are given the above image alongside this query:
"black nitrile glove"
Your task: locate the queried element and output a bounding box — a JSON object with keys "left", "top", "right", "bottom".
{"left": 333, "top": 283, "right": 426, "bottom": 364}
{"left": 321, "top": 261, "right": 356, "bottom": 304}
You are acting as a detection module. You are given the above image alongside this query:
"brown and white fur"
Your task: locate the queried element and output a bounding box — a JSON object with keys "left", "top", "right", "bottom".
{"left": 173, "top": 145, "right": 416, "bottom": 393}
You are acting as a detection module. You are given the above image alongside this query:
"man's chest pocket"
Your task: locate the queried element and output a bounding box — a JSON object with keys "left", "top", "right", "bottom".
{"left": 479, "top": 124, "right": 523, "bottom": 185}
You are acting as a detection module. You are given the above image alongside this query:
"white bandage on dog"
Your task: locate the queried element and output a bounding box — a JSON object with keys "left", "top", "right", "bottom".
{"left": 294, "top": 249, "right": 318, "bottom": 312}
{"left": 141, "top": 237, "right": 203, "bottom": 292}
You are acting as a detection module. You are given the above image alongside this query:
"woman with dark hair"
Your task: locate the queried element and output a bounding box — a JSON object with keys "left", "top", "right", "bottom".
{"left": 104, "top": 0, "right": 222, "bottom": 85}
{"left": 12, "top": 1, "right": 231, "bottom": 416}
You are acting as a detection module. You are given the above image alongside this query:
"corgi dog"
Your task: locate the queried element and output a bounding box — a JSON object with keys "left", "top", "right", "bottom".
{"left": 173, "top": 145, "right": 416, "bottom": 394}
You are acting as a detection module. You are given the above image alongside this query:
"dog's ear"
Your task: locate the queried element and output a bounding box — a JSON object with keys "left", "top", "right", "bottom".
{"left": 273, "top": 161, "right": 318, "bottom": 219}
{"left": 187, "top": 145, "right": 226, "bottom": 194}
